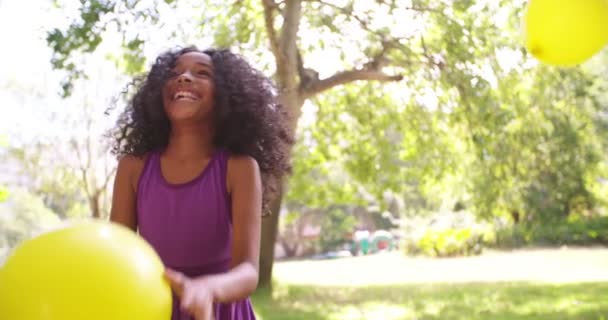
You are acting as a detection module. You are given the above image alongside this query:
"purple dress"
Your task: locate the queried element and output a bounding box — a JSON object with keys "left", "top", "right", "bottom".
{"left": 136, "top": 149, "right": 256, "bottom": 320}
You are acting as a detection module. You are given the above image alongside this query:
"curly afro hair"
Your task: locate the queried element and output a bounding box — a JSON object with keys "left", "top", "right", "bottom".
{"left": 111, "top": 46, "right": 293, "bottom": 214}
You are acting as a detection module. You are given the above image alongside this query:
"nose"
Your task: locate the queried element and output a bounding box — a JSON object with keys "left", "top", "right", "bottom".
{"left": 176, "top": 71, "right": 193, "bottom": 83}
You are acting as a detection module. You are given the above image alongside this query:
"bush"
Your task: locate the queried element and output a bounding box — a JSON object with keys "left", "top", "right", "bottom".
{"left": 401, "top": 226, "right": 489, "bottom": 257}
{"left": 494, "top": 216, "right": 608, "bottom": 248}
{"left": 400, "top": 210, "right": 493, "bottom": 257}
{"left": 416, "top": 227, "right": 485, "bottom": 257}
{"left": 318, "top": 208, "right": 357, "bottom": 252}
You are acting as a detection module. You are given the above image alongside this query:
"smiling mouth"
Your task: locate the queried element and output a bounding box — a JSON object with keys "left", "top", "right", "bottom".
{"left": 173, "top": 91, "right": 200, "bottom": 102}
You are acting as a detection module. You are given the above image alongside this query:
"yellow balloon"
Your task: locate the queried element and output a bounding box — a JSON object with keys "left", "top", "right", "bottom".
{"left": 0, "top": 221, "right": 172, "bottom": 320}
{"left": 524, "top": 0, "right": 608, "bottom": 66}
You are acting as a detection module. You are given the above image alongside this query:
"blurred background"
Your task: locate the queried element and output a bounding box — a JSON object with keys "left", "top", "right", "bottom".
{"left": 1, "top": 0, "right": 608, "bottom": 319}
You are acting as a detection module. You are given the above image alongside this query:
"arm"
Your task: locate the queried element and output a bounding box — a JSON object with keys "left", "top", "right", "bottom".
{"left": 208, "top": 155, "right": 262, "bottom": 302}
{"left": 109, "top": 155, "right": 139, "bottom": 231}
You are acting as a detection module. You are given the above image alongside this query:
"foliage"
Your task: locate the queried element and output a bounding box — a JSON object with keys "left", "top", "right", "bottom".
{"left": 6, "top": 143, "right": 89, "bottom": 218}
{"left": 464, "top": 65, "right": 606, "bottom": 224}
{"left": 0, "top": 189, "right": 61, "bottom": 251}
{"left": 495, "top": 216, "right": 608, "bottom": 248}
{"left": 46, "top": 0, "right": 156, "bottom": 96}
{"left": 286, "top": 134, "right": 362, "bottom": 208}
{"left": 286, "top": 0, "right": 608, "bottom": 228}
{"left": 418, "top": 1, "right": 608, "bottom": 225}
{"left": 318, "top": 208, "right": 357, "bottom": 252}
{"left": 414, "top": 227, "right": 484, "bottom": 257}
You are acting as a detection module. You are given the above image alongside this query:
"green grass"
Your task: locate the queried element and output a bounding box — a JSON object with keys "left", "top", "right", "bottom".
{"left": 251, "top": 249, "right": 608, "bottom": 319}
{"left": 252, "top": 282, "right": 608, "bottom": 320}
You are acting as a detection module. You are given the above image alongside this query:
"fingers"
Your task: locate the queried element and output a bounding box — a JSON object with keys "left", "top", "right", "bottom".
{"left": 200, "top": 299, "right": 213, "bottom": 320}
{"left": 164, "top": 270, "right": 214, "bottom": 320}
{"left": 190, "top": 294, "right": 213, "bottom": 320}
{"left": 164, "top": 268, "right": 187, "bottom": 297}
{"left": 178, "top": 283, "right": 213, "bottom": 320}
{"left": 181, "top": 287, "right": 196, "bottom": 313}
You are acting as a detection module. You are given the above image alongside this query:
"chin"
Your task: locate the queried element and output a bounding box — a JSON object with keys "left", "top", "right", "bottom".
{"left": 166, "top": 107, "right": 212, "bottom": 125}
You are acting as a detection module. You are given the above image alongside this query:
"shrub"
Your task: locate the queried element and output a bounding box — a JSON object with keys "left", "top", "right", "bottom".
{"left": 494, "top": 216, "right": 608, "bottom": 248}
{"left": 416, "top": 227, "right": 485, "bottom": 257}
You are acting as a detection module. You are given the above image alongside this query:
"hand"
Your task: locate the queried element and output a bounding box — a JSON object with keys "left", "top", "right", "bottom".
{"left": 164, "top": 268, "right": 216, "bottom": 320}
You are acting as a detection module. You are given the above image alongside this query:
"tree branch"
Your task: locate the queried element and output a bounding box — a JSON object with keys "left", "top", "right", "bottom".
{"left": 420, "top": 35, "right": 446, "bottom": 71}
{"left": 301, "top": 69, "right": 403, "bottom": 99}
{"left": 310, "top": 0, "right": 456, "bottom": 39}
{"left": 70, "top": 138, "right": 92, "bottom": 198}
{"left": 101, "top": 165, "right": 117, "bottom": 192}
{"left": 309, "top": 0, "right": 444, "bottom": 15}
{"left": 261, "top": 0, "right": 281, "bottom": 63}
{"left": 313, "top": 0, "right": 373, "bottom": 35}
{"left": 296, "top": 49, "right": 320, "bottom": 91}
{"left": 277, "top": 0, "right": 302, "bottom": 90}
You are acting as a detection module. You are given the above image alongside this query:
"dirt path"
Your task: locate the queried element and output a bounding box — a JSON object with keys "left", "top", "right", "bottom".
{"left": 273, "top": 247, "right": 608, "bottom": 286}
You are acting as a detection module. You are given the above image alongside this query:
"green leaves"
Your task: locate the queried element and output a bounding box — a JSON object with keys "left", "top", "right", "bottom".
{"left": 288, "top": 0, "right": 608, "bottom": 224}
{"left": 318, "top": 208, "right": 357, "bottom": 251}
{"left": 204, "top": 0, "right": 265, "bottom": 50}
{"left": 287, "top": 137, "right": 361, "bottom": 208}
{"left": 121, "top": 38, "right": 146, "bottom": 74}
{"left": 47, "top": 1, "right": 117, "bottom": 96}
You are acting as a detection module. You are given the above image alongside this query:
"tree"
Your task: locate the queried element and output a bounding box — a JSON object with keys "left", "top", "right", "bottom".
{"left": 67, "top": 98, "right": 118, "bottom": 219}
{"left": 2, "top": 64, "right": 120, "bottom": 220}
{"left": 422, "top": 3, "right": 608, "bottom": 224}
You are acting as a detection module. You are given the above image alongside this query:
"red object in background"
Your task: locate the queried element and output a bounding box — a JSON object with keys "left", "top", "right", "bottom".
{"left": 377, "top": 240, "right": 388, "bottom": 250}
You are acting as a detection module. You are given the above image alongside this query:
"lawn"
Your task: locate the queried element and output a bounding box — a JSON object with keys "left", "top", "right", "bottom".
{"left": 252, "top": 248, "right": 608, "bottom": 320}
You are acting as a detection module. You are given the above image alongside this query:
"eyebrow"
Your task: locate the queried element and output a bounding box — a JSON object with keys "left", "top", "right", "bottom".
{"left": 195, "top": 62, "right": 213, "bottom": 69}
{"left": 173, "top": 61, "right": 213, "bottom": 69}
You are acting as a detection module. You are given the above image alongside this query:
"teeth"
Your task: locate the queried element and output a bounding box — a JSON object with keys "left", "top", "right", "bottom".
{"left": 173, "top": 91, "right": 198, "bottom": 101}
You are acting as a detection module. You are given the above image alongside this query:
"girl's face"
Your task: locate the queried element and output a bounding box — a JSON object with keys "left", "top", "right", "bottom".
{"left": 162, "top": 52, "right": 215, "bottom": 124}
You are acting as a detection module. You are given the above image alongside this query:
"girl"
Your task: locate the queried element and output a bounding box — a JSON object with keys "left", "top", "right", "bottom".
{"left": 109, "top": 47, "right": 292, "bottom": 320}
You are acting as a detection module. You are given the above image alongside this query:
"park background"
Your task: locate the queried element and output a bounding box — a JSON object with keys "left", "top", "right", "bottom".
{"left": 1, "top": 0, "right": 607, "bottom": 319}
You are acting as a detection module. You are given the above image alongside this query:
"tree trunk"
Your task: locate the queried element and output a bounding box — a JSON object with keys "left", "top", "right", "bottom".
{"left": 256, "top": 64, "right": 304, "bottom": 287}
{"left": 258, "top": 183, "right": 284, "bottom": 288}
{"left": 90, "top": 192, "right": 101, "bottom": 219}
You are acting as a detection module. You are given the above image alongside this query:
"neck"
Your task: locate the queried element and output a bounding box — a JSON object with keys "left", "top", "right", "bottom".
{"left": 165, "top": 121, "right": 214, "bottom": 159}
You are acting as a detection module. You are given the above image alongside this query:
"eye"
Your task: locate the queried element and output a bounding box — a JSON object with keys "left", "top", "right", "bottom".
{"left": 168, "top": 70, "right": 179, "bottom": 78}
{"left": 196, "top": 70, "right": 211, "bottom": 77}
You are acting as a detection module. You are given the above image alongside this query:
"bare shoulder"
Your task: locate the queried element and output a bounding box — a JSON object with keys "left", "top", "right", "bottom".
{"left": 228, "top": 155, "right": 259, "bottom": 171}
{"left": 117, "top": 154, "right": 145, "bottom": 168}
{"left": 116, "top": 153, "right": 149, "bottom": 191}
{"left": 111, "top": 154, "right": 149, "bottom": 230}
{"left": 226, "top": 155, "right": 261, "bottom": 192}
